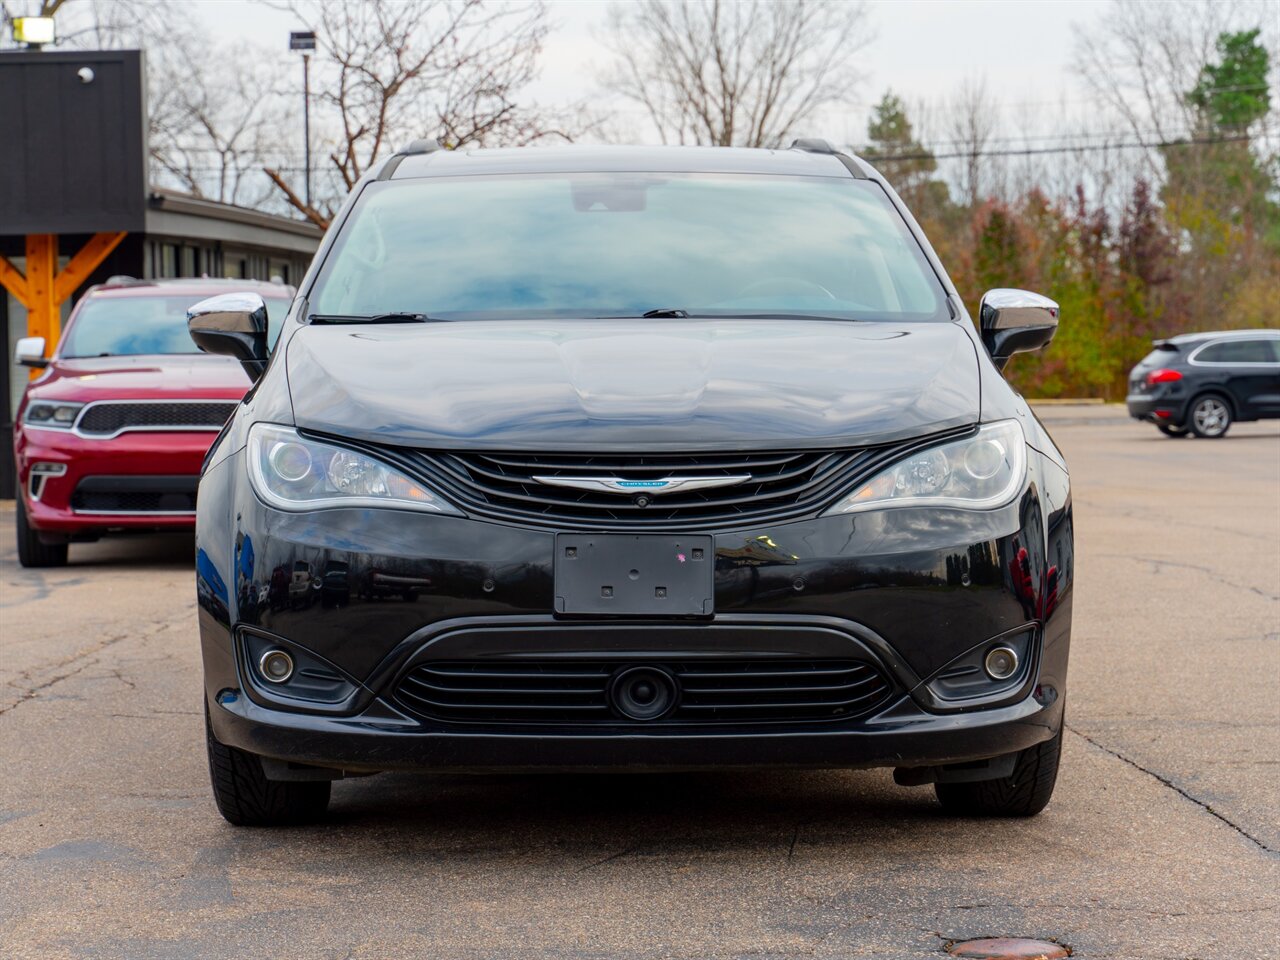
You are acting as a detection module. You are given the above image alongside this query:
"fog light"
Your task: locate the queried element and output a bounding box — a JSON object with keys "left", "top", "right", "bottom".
{"left": 984, "top": 646, "right": 1019, "bottom": 680}
{"left": 29, "top": 462, "right": 67, "bottom": 501}
{"left": 258, "top": 649, "right": 294, "bottom": 684}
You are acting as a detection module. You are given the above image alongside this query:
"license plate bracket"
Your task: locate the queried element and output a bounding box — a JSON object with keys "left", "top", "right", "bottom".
{"left": 553, "top": 534, "right": 714, "bottom": 616}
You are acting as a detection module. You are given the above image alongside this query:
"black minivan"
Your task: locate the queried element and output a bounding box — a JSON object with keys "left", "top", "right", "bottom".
{"left": 189, "top": 142, "right": 1074, "bottom": 826}
{"left": 1127, "top": 330, "right": 1280, "bottom": 438}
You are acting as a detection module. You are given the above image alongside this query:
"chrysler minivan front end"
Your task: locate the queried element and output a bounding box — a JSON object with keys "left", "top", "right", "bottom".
{"left": 191, "top": 144, "right": 1073, "bottom": 826}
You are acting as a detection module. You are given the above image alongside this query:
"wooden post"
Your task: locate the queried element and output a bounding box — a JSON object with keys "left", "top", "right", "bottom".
{"left": 24, "top": 234, "right": 58, "bottom": 349}
{"left": 0, "top": 232, "right": 127, "bottom": 377}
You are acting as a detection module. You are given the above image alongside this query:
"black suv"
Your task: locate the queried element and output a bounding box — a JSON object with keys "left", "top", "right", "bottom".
{"left": 1127, "top": 330, "right": 1280, "bottom": 437}
{"left": 188, "top": 142, "right": 1074, "bottom": 826}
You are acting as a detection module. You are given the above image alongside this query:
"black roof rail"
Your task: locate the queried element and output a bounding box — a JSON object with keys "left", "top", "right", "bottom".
{"left": 788, "top": 138, "right": 867, "bottom": 179}
{"left": 396, "top": 138, "right": 445, "bottom": 156}
{"left": 789, "top": 138, "right": 837, "bottom": 154}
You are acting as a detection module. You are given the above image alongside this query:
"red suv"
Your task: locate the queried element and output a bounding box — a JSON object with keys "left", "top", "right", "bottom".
{"left": 13, "top": 278, "right": 293, "bottom": 567}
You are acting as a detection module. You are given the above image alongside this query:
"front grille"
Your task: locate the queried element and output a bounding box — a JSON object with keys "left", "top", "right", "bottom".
{"left": 370, "top": 446, "right": 909, "bottom": 530}
{"left": 77, "top": 401, "right": 236, "bottom": 436}
{"left": 394, "top": 658, "right": 894, "bottom": 725}
{"left": 71, "top": 475, "right": 198, "bottom": 514}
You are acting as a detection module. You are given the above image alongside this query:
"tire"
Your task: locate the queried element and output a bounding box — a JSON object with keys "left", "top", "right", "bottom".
{"left": 16, "top": 496, "right": 68, "bottom": 568}
{"left": 205, "top": 704, "right": 330, "bottom": 826}
{"left": 1157, "top": 423, "right": 1189, "bottom": 437}
{"left": 935, "top": 728, "right": 1062, "bottom": 817}
{"left": 1189, "top": 394, "right": 1232, "bottom": 438}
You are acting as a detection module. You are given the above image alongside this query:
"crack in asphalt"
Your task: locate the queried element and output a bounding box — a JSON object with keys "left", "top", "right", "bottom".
{"left": 576, "top": 843, "right": 642, "bottom": 873}
{"left": 0, "top": 612, "right": 190, "bottom": 716}
{"left": 946, "top": 900, "right": 1279, "bottom": 918}
{"left": 1066, "top": 724, "right": 1277, "bottom": 855}
{"left": 0, "top": 657, "right": 101, "bottom": 716}
{"left": 1075, "top": 498, "right": 1280, "bottom": 546}
{"left": 1096, "top": 553, "right": 1280, "bottom": 601}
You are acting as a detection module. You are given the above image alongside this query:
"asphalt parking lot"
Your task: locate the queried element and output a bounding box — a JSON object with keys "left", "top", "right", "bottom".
{"left": 1, "top": 405, "right": 1277, "bottom": 959}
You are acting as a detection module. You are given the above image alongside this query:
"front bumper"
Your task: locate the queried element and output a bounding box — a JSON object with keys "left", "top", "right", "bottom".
{"left": 208, "top": 676, "right": 1062, "bottom": 774}
{"left": 196, "top": 447, "right": 1074, "bottom": 774}
{"left": 15, "top": 427, "right": 215, "bottom": 533}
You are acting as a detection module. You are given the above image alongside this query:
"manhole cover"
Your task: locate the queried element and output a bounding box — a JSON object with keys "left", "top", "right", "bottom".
{"left": 948, "top": 938, "right": 1069, "bottom": 960}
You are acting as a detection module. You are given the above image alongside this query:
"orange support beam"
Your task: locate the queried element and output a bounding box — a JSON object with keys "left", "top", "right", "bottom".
{"left": 53, "top": 231, "right": 128, "bottom": 304}
{"left": 0, "top": 252, "right": 28, "bottom": 309}
{"left": 24, "top": 234, "right": 58, "bottom": 350}
{"left": 0, "top": 232, "right": 127, "bottom": 375}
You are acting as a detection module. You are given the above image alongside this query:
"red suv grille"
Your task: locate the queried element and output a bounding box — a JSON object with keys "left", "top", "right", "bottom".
{"left": 77, "top": 401, "right": 236, "bottom": 436}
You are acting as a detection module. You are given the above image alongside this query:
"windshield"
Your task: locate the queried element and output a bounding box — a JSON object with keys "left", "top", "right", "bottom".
{"left": 309, "top": 173, "right": 948, "bottom": 322}
{"left": 62, "top": 294, "right": 293, "bottom": 358}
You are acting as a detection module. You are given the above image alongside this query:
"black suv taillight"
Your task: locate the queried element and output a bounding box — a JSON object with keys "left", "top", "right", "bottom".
{"left": 1145, "top": 368, "right": 1182, "bottom": 387}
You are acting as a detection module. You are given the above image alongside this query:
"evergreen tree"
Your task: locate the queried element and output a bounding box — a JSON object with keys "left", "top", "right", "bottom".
{"left": 1163, "top": 29, "right": 1278, "bottom": 251}
{"left": 862, "top": 91, "right": 952, "bottom": 219}
{"left": 1188, "top": 29, "right": 1271, "bottom": 132}
{"left": 974, "top": 206, "right": 1023, "bottom": 291}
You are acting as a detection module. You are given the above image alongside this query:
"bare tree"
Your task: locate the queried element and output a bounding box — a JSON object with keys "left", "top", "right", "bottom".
{"left": 266, "top": 0, "right": 565, "bottom": 226}
{"left": 149, "top": 48, "right": 291, "bottom": 208}
{"left": 599, "top": 0, "right": 873, "bottom": 148}
{"left": 946, "top": 76, "right": 998, "bottom": 208}
{"left": 1072, "top": 0, "right": 1274, "bottom": 177}
{"left": 2, "top": 0, "right": 177, "bottom": 53}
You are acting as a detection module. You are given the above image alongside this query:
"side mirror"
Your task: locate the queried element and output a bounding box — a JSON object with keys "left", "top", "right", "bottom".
{"left": 14, "top": 336, "right": 48, "bottom": 369}
{"left": 188, "top": 292, "right": 270, "bottom": 381}
{"left": 978, "top": 289, "right": 1059, "bottom": 371}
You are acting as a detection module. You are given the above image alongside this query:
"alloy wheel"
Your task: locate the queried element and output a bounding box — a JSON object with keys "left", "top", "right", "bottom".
{"left": 1192, "top": 397, "right": 1230, "bottom": 438}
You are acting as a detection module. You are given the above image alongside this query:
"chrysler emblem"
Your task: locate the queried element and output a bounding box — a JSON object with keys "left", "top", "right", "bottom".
{"left": 531, "top": 474, "right": 751, "bottom": 496}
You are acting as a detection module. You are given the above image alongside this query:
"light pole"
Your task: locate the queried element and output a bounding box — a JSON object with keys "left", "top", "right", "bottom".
{"left": 289, "top": 31, "right": 317, "bottom": 209}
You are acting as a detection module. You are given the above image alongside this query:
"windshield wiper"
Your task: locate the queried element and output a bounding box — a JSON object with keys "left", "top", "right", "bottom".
{"left": 687, "top": 312, "right": 863, "bottom": 322}
{"left": 640, "top": 308, "right": 690, "bottom": 318}
{"left": 308, "top": 313, "right": 444, "bottom": 324}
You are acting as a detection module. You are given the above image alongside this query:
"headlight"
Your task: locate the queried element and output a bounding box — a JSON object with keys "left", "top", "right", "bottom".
{"left": 824, "top": 420, "right": 1027, "bottom": 515}
{"left": 247, "top": 423, "right": 461, "bottom": 515}
{"left": 24, "top": 401, "right": 85, "bottom": 428}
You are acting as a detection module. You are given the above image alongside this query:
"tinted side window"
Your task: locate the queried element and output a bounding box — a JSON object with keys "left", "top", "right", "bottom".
{"left": 1196, "top": 339, "right": 1274, "bottom": 363}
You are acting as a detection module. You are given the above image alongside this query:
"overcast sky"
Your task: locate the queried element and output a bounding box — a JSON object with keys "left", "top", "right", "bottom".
{"left": 194, "top": 0, "right": 1115, "bottom": 145}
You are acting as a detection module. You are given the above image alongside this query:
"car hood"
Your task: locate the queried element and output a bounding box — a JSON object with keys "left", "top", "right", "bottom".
{"left": 285, "top": 319, "right": 981, "bottom": 450}
{"left": 29, "top": 355, "right": 251, "bottom": 402}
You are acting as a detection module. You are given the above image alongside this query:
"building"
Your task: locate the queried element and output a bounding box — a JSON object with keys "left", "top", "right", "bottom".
{"left": 0, "top": 49, "right": 322, "bottom": 497}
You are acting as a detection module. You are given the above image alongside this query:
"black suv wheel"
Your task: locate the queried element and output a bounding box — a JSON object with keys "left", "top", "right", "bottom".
{"left": 205, "top": 705, "right": 330, "bottom": 826}
{"left": 1189, "top": 394, "right": 1232, "bottom": 438}
{"left": 935, "top": 728, "right": 1062, "bottom": 817}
